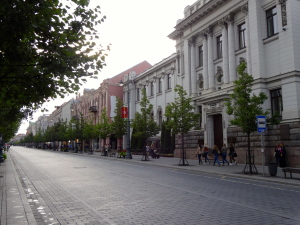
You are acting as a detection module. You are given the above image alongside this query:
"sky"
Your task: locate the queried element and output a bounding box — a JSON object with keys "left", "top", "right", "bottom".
{"left": 18, "top": 0, "right": 197, "bottom": 134}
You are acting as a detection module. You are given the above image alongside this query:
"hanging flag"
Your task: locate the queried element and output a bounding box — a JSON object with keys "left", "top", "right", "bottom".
{"left": 122, "top": 107, "right": 128, "bottom": 118}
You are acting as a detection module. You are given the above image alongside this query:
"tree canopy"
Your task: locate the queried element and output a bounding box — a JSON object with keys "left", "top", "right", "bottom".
{"left": 0, "top": 0, "right": 109, "bottom": 138}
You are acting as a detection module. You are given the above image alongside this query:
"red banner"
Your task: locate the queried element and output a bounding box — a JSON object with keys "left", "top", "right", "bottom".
{"left": 122, "top": 107, "right": 128, "bottom": 118}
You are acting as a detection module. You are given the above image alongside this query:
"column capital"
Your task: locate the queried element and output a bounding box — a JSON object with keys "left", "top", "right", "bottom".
{"left": 218, "top": 19, "right": 226, "bottom": 29}
{"left": 204, "top": 25, "right": 213, "bottom": 37}
{"left": 241, "top": 3, "right": 248, "bottom": 15}
{"left": 224, "top": 13, "right": 234, "bottom": 25}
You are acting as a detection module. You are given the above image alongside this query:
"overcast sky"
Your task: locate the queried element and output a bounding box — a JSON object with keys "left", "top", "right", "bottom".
{"left": 18, "top": 0, "right": 197, "bottom": 134}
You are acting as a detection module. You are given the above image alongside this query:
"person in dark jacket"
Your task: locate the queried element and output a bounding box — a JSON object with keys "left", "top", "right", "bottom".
{"left": 212, "top": 145, "right": 220, "bottom": 166}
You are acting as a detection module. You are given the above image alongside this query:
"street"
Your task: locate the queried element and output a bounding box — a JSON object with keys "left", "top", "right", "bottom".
{"left": 7, "top": 147, "right": 300, "bottom": 225}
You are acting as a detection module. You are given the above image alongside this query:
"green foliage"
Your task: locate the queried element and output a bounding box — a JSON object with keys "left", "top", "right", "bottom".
{"left": 2, "top": 153, "right": 7, "bottom": 160}
{"left": 225, "top": 62, "right": 269, "bottom": 135}
{"left": 0, "top": 0, "right": 109, "bottom": 131}
{"left": 98, "top": 108, "right": 111, "bottom": 142}
{"left": 165, "top": 85, "right": 200, "bottom": 135}
{"left": 111, "top": 97, "right": 126, "bottom": 139}
{"left": 131, "top": 89, "right": 160, "bottom": 145}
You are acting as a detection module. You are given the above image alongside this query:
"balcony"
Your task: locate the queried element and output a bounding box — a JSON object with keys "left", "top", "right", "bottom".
{"left": 89, "top": 106, "right": 98, "bottom": 113}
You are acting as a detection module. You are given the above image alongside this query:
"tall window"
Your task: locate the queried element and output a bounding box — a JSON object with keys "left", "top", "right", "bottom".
{"left": 271, "top": 89, "right": 283, "bottom": 116}
{"left": 159, "top": 111, "right": 162, "bottom": 129}
{"left": 266, "top": 7, "right": 278, "bottom": 37}
{"left": 216, "top": 35, "right": 222, "bottom": 59}
{"left": 198, "top": 45, "right": 203, "bottom": 67}
{"left": 150, "top": 82, "right": 154, "bottom": 96}
{"left": 238, "top": 23, "right": 246, "bottom": 49}
{"left": 158, "top": 78, "right": 162, "bottom": 93}
{"left": 167, "top": 74, "right": 171, "bottom": 90}
{"left": 136, "top": 88, "right": 140, "bottom": 101}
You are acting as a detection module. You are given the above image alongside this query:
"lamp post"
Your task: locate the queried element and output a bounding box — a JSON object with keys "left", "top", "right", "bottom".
{"left": 119, "top": 77, "right": 133, "bottom": 159}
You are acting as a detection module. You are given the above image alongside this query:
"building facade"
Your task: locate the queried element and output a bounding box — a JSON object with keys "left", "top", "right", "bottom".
{"left": 126, "top": 0, "right": 300, "bottom": 167}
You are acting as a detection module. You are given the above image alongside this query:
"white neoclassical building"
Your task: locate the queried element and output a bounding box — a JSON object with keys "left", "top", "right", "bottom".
{"left": 124, "top": 0, "right": 300, "bottom": 166}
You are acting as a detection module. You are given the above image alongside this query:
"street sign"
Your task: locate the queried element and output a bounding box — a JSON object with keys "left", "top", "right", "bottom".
{"left": 257, "top": 115, "right": 266, "bottom": 133}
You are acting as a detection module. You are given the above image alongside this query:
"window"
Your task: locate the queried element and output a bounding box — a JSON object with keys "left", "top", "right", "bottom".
{"left": 216, "top": 35, "right": 222, "bottom": 59}
{"left": 167, "top": 74, "right": 171, "bottom": 90}
{"left": 158, "top": 111, "right": 162, "bottom": 129}
{"left": 266, "top": 7, "right": 278, "bottom": 37}
{"left": 158, "top": 78, "right": 162, "bottom": 93}
{"left": 271, "top": 89, "right": 283, "bottom": 116}
{"left": 238, "top": 23, "right": 246, "bottom": 49}
{"left": 198, "top": 45, "right": 203, "bottom": 67}
{"left": 150, "top": 82, "right": 154, "bottom": 96}
{"left": 177, "top": 54, "right": 180, "bottom": 73}
{"left": 136, "top": 88, "right": 140, "bottom": 101}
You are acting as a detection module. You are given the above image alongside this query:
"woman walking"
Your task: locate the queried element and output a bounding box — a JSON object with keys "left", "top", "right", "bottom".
{"left": 221, "top": 144, "right": 229, "bottom": 166}
{"left": 202, "top": 144, "right": 209, "bottom": 164}
{"left": 228, "top": 144, "right": 237, "bottom": 165}
{"left": 195, "top": 145, "right": 203, "bottom": 165}
{"left": 212, "top": 145, "right": 221, "bottom": 166}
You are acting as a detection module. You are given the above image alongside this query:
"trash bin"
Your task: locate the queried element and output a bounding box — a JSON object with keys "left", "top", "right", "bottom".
{"left": 268, "top": 162, "right": 278, "bottom": 176}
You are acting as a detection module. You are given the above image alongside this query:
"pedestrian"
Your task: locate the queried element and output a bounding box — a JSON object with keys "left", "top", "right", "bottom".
{"left": 228, "top": 144, "right": 237, "bottom": 165}
{"left": 212, "top": 145, "right": 221, "bottom": 166}
{"left": 221, "top": 144, "right": 229, "bottom": 166}
{"left": 202, "top": 144, "right": 209, "bottom": 164}
{"left": 274, "top": 143, "right": 282, "bottom": 165}
{"left": 279, "top": 142, "right": 287, "bottom": 167}
{"left": 146, "top": 144, "right": 150, "bottom": 156}
{"left": 195, "top": 145, "right": 203, "bottom": 165}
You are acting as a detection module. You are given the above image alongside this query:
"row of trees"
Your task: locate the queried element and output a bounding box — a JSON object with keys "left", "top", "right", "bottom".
{"left": 18, "top": 85, "right": 200, "bottom": 158}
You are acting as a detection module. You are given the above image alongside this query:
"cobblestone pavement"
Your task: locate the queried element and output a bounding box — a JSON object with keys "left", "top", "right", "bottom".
{"left": 1, "top": 146, "right": 300, "bottom": 225}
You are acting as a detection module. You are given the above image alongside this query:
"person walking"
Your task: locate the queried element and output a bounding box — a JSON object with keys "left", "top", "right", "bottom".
{"left": 228, "top": 144, "right": 237, "bottom": 165}
{"left": 212, "top": 145, "right": 221, "bottom": 166}
{"left": 202, "top": 144, "right": 209, "bottom": 164}
{"left": 195, "top": 145, "right": 203, "bottom": 165}
{"left": 274, "top": 143, "right": 282, "bottom": 166}
{"left": 221, "top": 144, "right": 229, "bottom": 166}
{"left": 279, "top": 142, "right": 287, "bottom": 167}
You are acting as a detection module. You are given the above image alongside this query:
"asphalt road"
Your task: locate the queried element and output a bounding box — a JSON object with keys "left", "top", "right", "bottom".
{"left": 9, "top": 147, "right": 300, "bottom": 225}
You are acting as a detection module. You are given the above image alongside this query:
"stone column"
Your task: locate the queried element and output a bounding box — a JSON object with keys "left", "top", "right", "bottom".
{"left": 201, "top": 33, "right": 209, "bottom": 90}
{"left": 226, "top": 14, "right": 236, "bottom": 82}
{"left": 219, "top": 19, "right": 229, "bottom": 84}
{"left": 206, "top": 26, "right": 214, "bottom": 90}
{"left": 190, "top": 36, "right": 197, "bottom": 97}
{"left": 241, "top": 4, "right": 251, "bottom": 75}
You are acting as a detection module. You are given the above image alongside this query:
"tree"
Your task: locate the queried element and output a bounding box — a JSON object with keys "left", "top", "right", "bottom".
{"left": 165, "top": 85, "right": 200, "bottom": 166}
{"left": 131, "top": 88, "right": 160, "bottom": 160}
{"left": 0, "top": 0, "right": 109, "bottom": 130}
{"left": 98, "top": 108, "right": 111, "bottom": 147}
{"left": 111, "top": 97, "right": 126, "bottom": 150}
{"left": 225, "top": 62, "right": 270, "bottom": 174}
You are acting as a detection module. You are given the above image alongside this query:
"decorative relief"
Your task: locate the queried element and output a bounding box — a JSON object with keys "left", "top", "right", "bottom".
{"left": 279, "top": 0, "right": 287, "bottom": 26}
{"left": 218, "top": 18, "right": 226, "bottom": 28}
{"left": 215, "top": 66, "right": 224, "bottom": 85}
{"left": 239, "top": 57, "right": 245, "bottom": 64}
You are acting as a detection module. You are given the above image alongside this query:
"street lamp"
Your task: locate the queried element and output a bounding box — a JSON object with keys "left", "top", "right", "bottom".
{"left": 119, "top": 75, "right": 133, "bottom": 159}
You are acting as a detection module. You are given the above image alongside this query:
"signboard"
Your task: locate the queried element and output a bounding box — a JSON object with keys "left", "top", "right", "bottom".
{"left": 257, "top": 115, "right": 266, "bottom": 133}
{"left": 122, "top": 107, "right": 128, "bottom": 118}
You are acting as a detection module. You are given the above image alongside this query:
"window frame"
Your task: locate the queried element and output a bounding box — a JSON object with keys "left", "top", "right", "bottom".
{"left": 266, "top": 6, "right": 278, "bottom": 38}
{"left": 238, "top": 23, "right": 246, "bottom": 49}
{"left": 270, "top": 89, "right": 283, "bottom": 117}
{"left": 167, "top": 74, "right": 171, "bottom": 90}
{"left": 216, "top": 35, "right": 223, "bottom": 59}
{"left": 198, "top": 45, "right": 203, "bottom": 67}
{"left": 150, "top": 81, "right": 154, "bottom": 96}
{"left": 158, "top": 78, "right": 162, "bottom": 93}
{"left": 136, "top": 88, "right": 140, "bottom": 101}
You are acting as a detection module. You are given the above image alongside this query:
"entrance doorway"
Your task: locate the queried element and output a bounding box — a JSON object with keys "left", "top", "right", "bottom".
{"left": 213, "top": 114, "right": 223, "bottom": 149}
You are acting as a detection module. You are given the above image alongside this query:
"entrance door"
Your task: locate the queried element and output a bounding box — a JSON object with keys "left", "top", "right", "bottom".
{"left": 213, "top": 114, "right": 223, "bottom": 149}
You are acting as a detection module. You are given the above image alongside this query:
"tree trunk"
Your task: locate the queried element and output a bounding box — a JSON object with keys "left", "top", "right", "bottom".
{"left": 247, "top": 133, "right": 252, "bottom": 174}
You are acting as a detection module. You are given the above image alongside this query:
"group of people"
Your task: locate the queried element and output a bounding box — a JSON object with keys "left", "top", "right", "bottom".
{"left": 274, "top": 142, "right": 287, "bottom": 167}
{"left": 195, "top": 143, "right": 237, "bottom": 166}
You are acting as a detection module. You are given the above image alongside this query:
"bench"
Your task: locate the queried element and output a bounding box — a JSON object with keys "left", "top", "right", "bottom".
{"left": 282, "top": 167, "right": 300, "bottom": 178}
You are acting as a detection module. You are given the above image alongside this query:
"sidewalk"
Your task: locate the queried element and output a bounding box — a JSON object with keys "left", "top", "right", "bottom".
{"left": 1, "top": 148, "right": 300, "bottom": 225}
{"left": 88, "top": 151, "right": 300, "bottom": 186}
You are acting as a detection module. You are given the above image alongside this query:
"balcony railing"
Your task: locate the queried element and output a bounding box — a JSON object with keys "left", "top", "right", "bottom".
{"left": 89, "top": 106, "right": 98, "bottom": 112}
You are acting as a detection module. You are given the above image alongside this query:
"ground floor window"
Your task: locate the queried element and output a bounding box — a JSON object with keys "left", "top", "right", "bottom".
{"left": 270, "top": 89, "right": 283, "bottom": 117}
